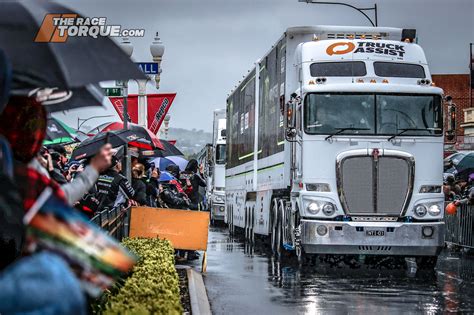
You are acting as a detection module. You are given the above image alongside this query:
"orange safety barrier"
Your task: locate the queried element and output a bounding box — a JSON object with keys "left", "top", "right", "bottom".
{"left": 129, "top": 207, "right": 210, "bottom": 271}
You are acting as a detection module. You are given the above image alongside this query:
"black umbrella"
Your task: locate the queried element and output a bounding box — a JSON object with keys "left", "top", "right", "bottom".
{"left": 45, "top": 117, "right": 76, "bottom": 144}
{"left": 139, "top": 140, "right": 184, "bottom": 158}
{"left": 0, "top": 0, "right": 146, "bottom": 90}
{"left": 12, "top": 83, "right": 104, "bottom": 112}
{"left": 71, "top": 129, "right": 151, "bottom": 160}
{"left": 448, "top": 152, "right": 474, "bottom": 181}
{"left": 99, "top": 122, "right": 164, "bottom": 150}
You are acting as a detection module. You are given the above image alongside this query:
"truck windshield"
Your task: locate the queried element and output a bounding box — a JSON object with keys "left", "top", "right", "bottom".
{"left": 304, "top": 93, "right": 442, "bottom": 136}
{"left": 216, "top": 144, "right": 226, "bottom": 164}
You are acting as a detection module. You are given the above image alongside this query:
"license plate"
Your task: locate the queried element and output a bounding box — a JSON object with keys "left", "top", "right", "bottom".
{"left": 366, "top": 230, "right": 385, "bottom": 237}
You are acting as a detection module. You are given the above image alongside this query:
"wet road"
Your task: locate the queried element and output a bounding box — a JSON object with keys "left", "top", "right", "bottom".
{"left": 197, "top": 227, "right": 474, "bottom": 314}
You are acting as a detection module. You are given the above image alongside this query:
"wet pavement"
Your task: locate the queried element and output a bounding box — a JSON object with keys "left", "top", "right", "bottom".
{"left": 195, "top": 226, "right": 474, "bottom": 314}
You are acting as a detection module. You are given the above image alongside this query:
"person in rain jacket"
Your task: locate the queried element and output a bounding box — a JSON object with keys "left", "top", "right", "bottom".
{"left": 48, "top": 145, "right": 68, "bottom": 184}
{"left": 131, "top": 163, "right": 147, "bottom": 205}
{"left": 159, "top": 171, "right": 191, "bottom": 209}
{"left": 182, "top": 159, "right": 206, "bottom": 205}
{"left": 145, "top": 165, "right": 161, "bottom": 207}
{"left": 0, "top": 55, "right": 88, "bottom": 314}
{"left": 95, "top": 154, "right": 135, "bottom": 210}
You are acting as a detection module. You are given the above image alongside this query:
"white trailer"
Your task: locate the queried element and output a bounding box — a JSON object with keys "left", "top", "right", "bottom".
{"left": 225, "top": 26, "right": 445, "bottom": 267}
{"left": 209, "top": 109, "right": 227, "bottom": 223}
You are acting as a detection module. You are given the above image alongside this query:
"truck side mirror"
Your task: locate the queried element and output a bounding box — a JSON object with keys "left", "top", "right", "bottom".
{"left": 445, "top": 95, "right": 456, "bottom": 140}
{"left": 286, "top": 102, "right": 296, "bottom": 140}
{"left": 446, "top": 132, "right": 455, "bottom": 141}
{"left": 285, "top": 93, "right": 299, "bottom": 140}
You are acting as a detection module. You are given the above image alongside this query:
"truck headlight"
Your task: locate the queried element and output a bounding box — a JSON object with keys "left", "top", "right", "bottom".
{"left": 322, "top": 203, "right": 335, "bottom": 216}
{"left": 414, "top": 204, "right": 427, "bottom": 217}
{"left": 428, "top": 204, "right": 441, "bottom": 216}
{"left": 307, "top": 202, "right": 321, "bottom": 214}
{"left": 214, "top": 195, "right": 224, "bottom": 203}
{"left": 303, "top": 198, "right": 336, "bottom": 216}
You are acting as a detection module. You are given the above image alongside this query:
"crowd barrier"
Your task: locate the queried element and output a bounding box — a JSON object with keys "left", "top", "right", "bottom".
{"left": 444, "top": 203, "right": 474, "bottom": 249}
{"left": 90, "top": 205, "right": 131, "bottom": 240}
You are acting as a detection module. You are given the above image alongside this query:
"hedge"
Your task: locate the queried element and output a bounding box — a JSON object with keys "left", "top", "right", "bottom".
{"left": 102, "top": 238, "right": 182, "bottom": 315}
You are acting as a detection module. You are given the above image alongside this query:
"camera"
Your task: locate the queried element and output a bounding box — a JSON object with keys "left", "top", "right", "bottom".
{"left": 180, "top": 173, "right": 192, "bottom": 180}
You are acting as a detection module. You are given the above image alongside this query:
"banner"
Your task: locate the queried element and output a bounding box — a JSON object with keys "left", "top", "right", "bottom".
{"left": 147, "top": 93, "right": 176, "bottom": 134}
{"left": 108, "top": 93, "right": 176, "bottom": 134}
{"left": 109, "top": 95, "right": 138, "bottom": 123}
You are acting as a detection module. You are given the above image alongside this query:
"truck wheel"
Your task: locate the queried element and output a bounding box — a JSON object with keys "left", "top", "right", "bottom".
{"left": 228, "top": 205, "right": 233, "bottom": 235}
{"left": 250, "top": 206, "right": 255, "bottom": 245}
{"left": 271, "top": 199, "right": 279, "bottom": 255}
{"left": 416, "top": 256, "right": 438, "bottom": 270}
{"left": 278, "top": 199, "right": 286, "bottom": 254}
{"left": 244, "top": 207, "right": 247, "bottom": 240}
{"left": 275, "top": 205, "right": 283, "bottom": 257}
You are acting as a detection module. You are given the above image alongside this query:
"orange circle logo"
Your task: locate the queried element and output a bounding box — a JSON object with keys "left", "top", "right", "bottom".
{"left": 326, "top": 42, "right": 356, "bottom": 56}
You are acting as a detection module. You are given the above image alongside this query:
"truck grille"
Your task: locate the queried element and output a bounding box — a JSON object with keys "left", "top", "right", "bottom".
{"left": 338, "top": 151, "right": 414, "bottom": 216}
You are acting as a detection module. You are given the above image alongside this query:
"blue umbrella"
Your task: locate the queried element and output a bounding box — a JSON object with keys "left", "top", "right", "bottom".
{"left": 159, "top": 171, "right": 175, "bottom": 182}
{"left": 151, "top": 156, "right": 188, "bottom": 171}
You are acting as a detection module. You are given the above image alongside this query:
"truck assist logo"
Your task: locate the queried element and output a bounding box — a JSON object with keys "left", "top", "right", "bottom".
{"left": 326, "top": 41, "right": 406, "bottom": 58}
{"left": 326, "top": 42, "right": 355, "bottom": 55}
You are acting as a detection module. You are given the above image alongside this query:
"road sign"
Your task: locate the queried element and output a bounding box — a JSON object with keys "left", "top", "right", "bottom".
{"left": 115, "top": 80, "right": 126, "bottom": 87}
{"left": 104, "top": 87, "right": 123, "bottom": 97}
{"left": 136, "top": 62, "right": 159, "bottom": 75}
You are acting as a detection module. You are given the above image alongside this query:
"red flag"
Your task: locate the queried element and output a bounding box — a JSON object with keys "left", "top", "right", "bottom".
{"left": 109, "top": 95, "right": 138, "bottom": 123}
{"left": 147, "top": 93, "right": 176, "bottom": 134}
{"left": 109, "top": 93, "right": 176, "bottom": 134}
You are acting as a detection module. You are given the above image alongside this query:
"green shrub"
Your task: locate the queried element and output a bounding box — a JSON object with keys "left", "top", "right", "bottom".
{"left": 102, "top": 238, "right": 182, "bottom": 315}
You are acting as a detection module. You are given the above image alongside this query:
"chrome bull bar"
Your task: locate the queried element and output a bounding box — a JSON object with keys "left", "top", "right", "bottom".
{"left": 300, "top": 219, "right": 444, "bottom": 256}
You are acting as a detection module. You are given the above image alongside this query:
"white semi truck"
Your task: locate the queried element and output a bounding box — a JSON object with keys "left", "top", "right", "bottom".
{"left": 209, "top": 109, "right": 227, "bottom": 223}
{"left": 225, "top": 26, "right": 445, "bottom": 267}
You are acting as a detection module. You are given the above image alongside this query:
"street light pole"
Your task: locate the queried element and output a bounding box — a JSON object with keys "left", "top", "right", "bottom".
{"left": 136, "top": 79, "right": 148, "bottom": 128}
{"left": 119, "top": 38, "right": 134, "bottom": 181}
{"left": 150, "top": 32, "right": 165, "bottom": 89}
{"left": 298, "top": 0, "right": 378, "bottom": 27}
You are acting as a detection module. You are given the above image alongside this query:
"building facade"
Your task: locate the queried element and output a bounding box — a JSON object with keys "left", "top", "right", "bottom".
{"left": 431, "top": 74, "right": 473, "bottom": 150}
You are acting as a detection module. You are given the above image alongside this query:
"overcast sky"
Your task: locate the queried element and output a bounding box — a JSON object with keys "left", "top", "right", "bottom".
{"left": 53, "top": 0, "right": 474, "bottom": 132}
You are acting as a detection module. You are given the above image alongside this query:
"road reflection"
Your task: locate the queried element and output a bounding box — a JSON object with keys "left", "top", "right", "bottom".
{"left": 202, "top": 227, "right": 474, "bottom": 314}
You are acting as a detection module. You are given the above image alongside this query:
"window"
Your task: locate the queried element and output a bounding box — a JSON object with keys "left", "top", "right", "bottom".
{"left": 374, "top": 62, "right": 425, "bottom": 78}
{"left": 310, "top": 62, "right": 366, "bottom": 77}
{"left": 304, "top": 93, "right": 442, "bottom": 137}
{"left": 376, "top": 94, "right": 442, "bottom": 135}
{"left": 216, "top": 144, "right": 226, "bottom": 164}
{"left": 305, "top": 93, "right": 375, "bottom": 135}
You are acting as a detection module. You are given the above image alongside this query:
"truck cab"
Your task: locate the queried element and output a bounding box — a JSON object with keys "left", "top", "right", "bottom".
{"left": 210, "top": 109, "right": 227, "bottom": 223}
{"left": 285, "top": 28, "right": 444, "bottom": 260}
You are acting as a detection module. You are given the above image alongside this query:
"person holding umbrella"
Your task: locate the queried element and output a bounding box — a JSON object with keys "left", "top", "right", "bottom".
{"left": 94, "top": 149, "right": 136, "bottom": 211}
{"left": 0, "top": 81, "right": 88, "bottom": 313}
{"left": 131, "top": 163, "right": 147, "bottom": 206}
{"left": 181, "top": 159, "right": 206, "bottom": 208}
{"left": 48, "top": 145, "right": 69, "bottom": 184}
{"left": 0, "top": 96, "right": 113, "bottom": 208}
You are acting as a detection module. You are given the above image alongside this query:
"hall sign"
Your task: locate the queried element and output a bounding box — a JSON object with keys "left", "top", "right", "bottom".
{"left": 136, "top": 62, "right": 159, "bottom": 75}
